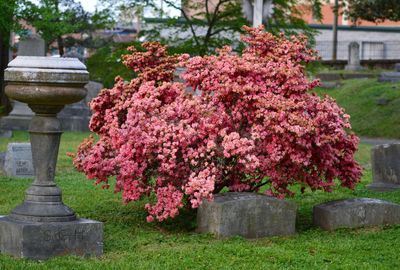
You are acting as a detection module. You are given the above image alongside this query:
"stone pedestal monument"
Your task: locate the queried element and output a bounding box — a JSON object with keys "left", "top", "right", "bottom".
{"left": 345, "top": 42, "right": 364, "bottom": 71}
{"left": 0, "top": 56, "right": 103, "bottom": 260}
{"left": 0, "top": 35, "right": 99, "bottom": 132}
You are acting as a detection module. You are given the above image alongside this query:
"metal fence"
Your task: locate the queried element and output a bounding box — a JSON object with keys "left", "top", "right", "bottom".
{"left": 315, "top": 40, "right": 400, "bottom": 60}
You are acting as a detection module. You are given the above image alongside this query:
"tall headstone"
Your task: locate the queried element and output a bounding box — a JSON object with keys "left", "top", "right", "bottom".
{"left": 368, "top": 144, "right": 400, "bottom": 191}
{"left": 345, "top": 42, "right": 364, "bottom": 71}
{"left": 0, "top": 36, "right": 45, "bottom": 131}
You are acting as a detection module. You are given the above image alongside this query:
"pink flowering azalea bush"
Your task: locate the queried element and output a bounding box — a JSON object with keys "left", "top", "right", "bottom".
{"left": 72, "top": 26, "right": 362, "bottom": 222}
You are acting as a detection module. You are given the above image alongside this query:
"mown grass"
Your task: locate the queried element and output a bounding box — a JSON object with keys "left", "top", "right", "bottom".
{"left": 0, "top": 132, "right": 399, "bottom": 269}
{"left": 315, "top": 78, "right": 400, "bottom": 139}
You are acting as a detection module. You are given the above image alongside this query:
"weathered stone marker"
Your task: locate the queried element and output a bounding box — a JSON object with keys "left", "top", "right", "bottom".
{"left": 4, "top": 143, "right": 34, "bottom": 178}
{"left": 368, "top": 144, "right": 400, "bottom": 191}
{"left": 0, "top": 152, "right": 5, "bottom": 175}
{"left": 0, "top": 36, "right": 45, "bottom": 131}
{"left": 0, "top": 56, "right": 103, "bottom": 260}
{"left": 18, "top": 36, "right": 46, "bottom": 57}
{"left": 313, "top": 198, "right": 400, "bottom": 231}
{"left": 378, "top": 63, "right": 400, "bottom": 83}
{"left": 197, "top": 192, "right": 297, "bottom": 238}
{"left": 345, "top": 42, "right": 364, "bottom": 71}
{"left": 0, "top": 130, "right": 12, "bottom": 138}
{"left": 58, "top": 81, "right": 104, "bottom": 131}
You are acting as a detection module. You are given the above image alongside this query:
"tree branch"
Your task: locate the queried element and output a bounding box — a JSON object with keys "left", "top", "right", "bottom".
{"left": 162, "top": 0, "right": 201, "bottom": 49}
{"left": 205, "top": 0, "right": 211, "bottom": 24}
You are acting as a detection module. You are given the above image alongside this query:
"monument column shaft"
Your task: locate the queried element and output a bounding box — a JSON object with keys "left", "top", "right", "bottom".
{"left": 29, "top": 115, "right": 61, "bottom": 186}
{"left": 9, "top": 112, "right": 77, "bottom": 222}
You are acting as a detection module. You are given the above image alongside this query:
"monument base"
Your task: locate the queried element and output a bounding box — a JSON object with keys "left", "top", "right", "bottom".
{"left": 0, "top": 216, "right": 103, "bottom": 260}
{"left": 367, "top": 182, "right": 400, "bottom": 192}
{"left": 345, "top": 65, "right": 365, "bottom": 71}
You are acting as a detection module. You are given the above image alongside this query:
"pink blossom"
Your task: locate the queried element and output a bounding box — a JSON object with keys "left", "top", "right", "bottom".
{"left": 72, "top": 26, "right": 362, "bottom": 222}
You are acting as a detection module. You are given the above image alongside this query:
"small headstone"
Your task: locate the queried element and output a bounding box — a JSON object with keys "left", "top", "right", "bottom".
{"left": 174, "top": 68, "right": 201, "bottom": 96}
{"left": 84, "top": 81, "right": 104, "bottom": 104}
{"left": 0, "top": 152, "right": 6, "bottom": 175}
{"left": 345, "top": 42, "right": 364, "bottom": 71}
{"left": 0, "top": 129, "right": 12, "bottom": 138}
{"left": 4, "top": 143, "right": 34, "bottom": 178}
{"left": 197, "top": 192, "right": 297, "bottom": 238}
{"left": 368, "top": 144, "right": 400, "bottom": 191}
{"left": 313, "top": 198, "right": 400, "bottom": 231}
{"left": 378, "top": 72, "right": 400, "bottom": 83}
{"left": 378, "top": 62, "right": 400, "bottom": 83}
{"left": 64, "top": 46, "right": 84, "bottom": 62}
{"left": 57, "top": 81, "right": 104, "bottom": 131}
{"left": 18, "top": 36, "right": 46, "bottom": 57}
{"left": 376, "top": 98, "right": 389, "bottom": 106}
{"left": 320, "top": 81, "right": 343, "bottom": 89}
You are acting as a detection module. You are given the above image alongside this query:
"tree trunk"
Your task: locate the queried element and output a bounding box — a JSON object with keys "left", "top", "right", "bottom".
{"left": 332, "top": 0, "right": 339, "bottom": 61}
{"left": 0, "top": 31, "right": 12, "bottom": 115}
{"left": 253, "top": 0, "right": 263, "bottom": 27}
{"left": 57, "top": 36, "right": 64, "bottom": 56}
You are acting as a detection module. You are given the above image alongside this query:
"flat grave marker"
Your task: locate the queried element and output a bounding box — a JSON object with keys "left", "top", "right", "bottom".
{"left": 4, "top": 143, "right": 34, "bottom": 178}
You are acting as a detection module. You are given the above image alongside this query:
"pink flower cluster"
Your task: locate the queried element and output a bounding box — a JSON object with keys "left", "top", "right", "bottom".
{"left": 73, "top": 26, "right": 362, "bottom": 222}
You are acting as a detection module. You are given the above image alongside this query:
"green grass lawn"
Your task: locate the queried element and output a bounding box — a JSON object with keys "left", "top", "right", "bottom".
{"left": 1, "top": 132, "right": 400, "bottom": 269}
{"left": 315, "top": 78, "right": 400, "bottom": 139}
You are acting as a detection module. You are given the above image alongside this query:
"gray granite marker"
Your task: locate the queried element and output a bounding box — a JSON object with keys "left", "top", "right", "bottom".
{"left": 197, "top": 192, "right": 297, "bottom": 238}
{"left": 18, "top": 35, "right": 46, "bottom": 57}
{"left": 0, "top": 152, "right": 5, "bottom": 175}
{"left": 313, "top": 198, "right": 400, "bottom": 231}
{"left": 4, "top": 143, "right": 33, "bottom": 178}
{"left": 378, "top": 63, "right": 400, "bottom": 83}
{"left": 368, "top": 144, "right": 400, "bottom": 191}
{"left": 0, "top": 130, "right": 12, "bottom": 138}
{"left": 345, "top": 42, "right": 364, "bottom": 71}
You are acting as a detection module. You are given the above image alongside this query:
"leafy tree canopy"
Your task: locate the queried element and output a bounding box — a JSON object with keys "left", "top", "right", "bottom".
{"left": 345, "top": 0, "right": 400, "bottom": 23}
{"left": 23, "top": 0, "right": 114, "bottom": 55}
{"left": 102, "top": 0, "right": 323, "bottom": 55}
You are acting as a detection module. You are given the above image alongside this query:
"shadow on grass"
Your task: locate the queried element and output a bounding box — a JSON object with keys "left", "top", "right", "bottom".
{"left": 155, "top": 207, "right": 197, "bottom": 233}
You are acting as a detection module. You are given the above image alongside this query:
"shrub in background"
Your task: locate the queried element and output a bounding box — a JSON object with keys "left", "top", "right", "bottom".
{"left": 72, "top": 26, "right": 362, "bottom": 222}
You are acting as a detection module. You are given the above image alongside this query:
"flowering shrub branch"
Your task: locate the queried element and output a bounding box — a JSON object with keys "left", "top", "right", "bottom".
{"left": 72, "top": 26, "right": 362, "bottom": 222}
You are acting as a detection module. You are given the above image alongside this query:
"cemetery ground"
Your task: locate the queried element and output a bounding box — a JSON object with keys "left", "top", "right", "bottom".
{"left": 0, "top": 78, "right": 400, "bottom": 269}
{"left": 0, "top": 129, "right": 400, "bottom": 269}
{"left": 315, "top": 78, "right": 400, "bottom": 139}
